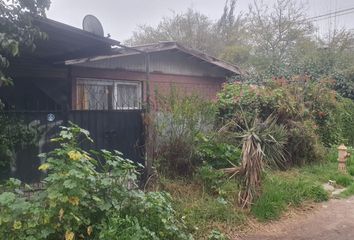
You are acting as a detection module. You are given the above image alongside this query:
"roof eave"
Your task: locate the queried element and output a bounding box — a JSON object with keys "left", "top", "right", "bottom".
{"left": 33, "top": 17, "right": 121, "bottom": 46}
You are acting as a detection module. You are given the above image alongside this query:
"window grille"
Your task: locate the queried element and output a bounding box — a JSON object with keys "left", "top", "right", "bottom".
{"left": 76, "top": 78, "right": 142, "bottom": 110}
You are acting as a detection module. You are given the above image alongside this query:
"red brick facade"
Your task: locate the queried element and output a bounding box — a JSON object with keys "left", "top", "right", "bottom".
{"left": 71, "top": 66, "right": 225, "bottom": 110}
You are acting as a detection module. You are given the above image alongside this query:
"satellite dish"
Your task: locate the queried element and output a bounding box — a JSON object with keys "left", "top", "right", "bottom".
{"left": 82, "top": 15, "right": 104, "bottom": 37}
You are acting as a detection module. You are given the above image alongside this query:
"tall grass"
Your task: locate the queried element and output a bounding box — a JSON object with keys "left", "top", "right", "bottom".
{"left": 251, "top": 174, "right": 328, "bottom": 221}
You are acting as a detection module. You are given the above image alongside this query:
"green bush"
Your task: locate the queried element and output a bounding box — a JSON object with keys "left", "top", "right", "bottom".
{"left": 0, "top": 124, "right": 192, "bottom": 240}
{"left": 251, "top": 174, "right": 328, "bottom": 221}
{"left": 152, "top": 88, "right": 216, "bottom": 177}
{"left": 196, "top": 165, "right": 226, "bottom": 194}
{"left": 0, "top": 115, "right": 38, "bottom": 177}
{"left": 338, "top": 98, "right": 354, "bottom": 146}
{"left": 285, "top": 120, "right": 325, "bottom": 166}
{"left": 348, "top": 166, "right": 354, "bottom": 176}
{"left": 195, "top": 133, "right": 241, "bottom": 169}
{"left": 216, "top": 80, "right": 354, "bottom": 165}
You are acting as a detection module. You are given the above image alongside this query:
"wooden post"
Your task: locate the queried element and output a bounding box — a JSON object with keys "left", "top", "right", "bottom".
{"left": 144, "top": 52, "right": 153, "bottom": 178}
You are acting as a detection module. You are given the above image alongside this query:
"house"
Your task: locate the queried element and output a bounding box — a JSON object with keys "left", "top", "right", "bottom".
{"left": 64, "top": 41, "right": 242, "bottom": 110}
{"left": 0, "top": 18, "right": 241, "bottom": 182}
{"left": 2, "top": 18, "right": 241, "bottom": 112}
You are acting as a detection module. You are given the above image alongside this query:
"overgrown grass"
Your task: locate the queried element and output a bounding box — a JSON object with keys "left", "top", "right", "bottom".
{"left": 252, "top": 152, "right": 354, "bottom": 221}
{"left": 340, "top": 184, "right": 354, "bottom": 198}
{"left": 301, "top": 162, "right": 354, "bottom": 187}
{"left": 251, "top": 173, "right": 328, "bottom": 221}
{"left": 158, "top": 149, "right": 354, "bottom": 236}
{"left": 159, "top": 178, "right": 245, "bottom": 239}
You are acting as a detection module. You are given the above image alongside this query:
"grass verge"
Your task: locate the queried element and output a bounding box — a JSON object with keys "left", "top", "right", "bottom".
{"left": 251, "top": 173, "right": 328, "bottom": 221}
{"left": 158, "top": 150, "right": 354, "bottom": 237}
{"left": 159, "top": 178, "right": 245, "bottom": 239}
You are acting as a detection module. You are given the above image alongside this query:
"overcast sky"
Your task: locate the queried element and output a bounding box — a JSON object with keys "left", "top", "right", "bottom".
{"left": 47, "top": 0, "right": 354, "bottom": 42}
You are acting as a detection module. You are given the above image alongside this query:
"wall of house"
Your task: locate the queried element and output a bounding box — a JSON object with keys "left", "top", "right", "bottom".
{"left": 74, "top": 50, "right": 231, "bottom": 78}
{"left": 71, "top": 67, "right": 224, "bottom": 109}
{"left": 0, "top": 58, "right": 69, "bottom": 111}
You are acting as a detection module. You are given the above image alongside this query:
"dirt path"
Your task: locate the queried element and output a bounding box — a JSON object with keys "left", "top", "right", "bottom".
{"left": 234, "top": 196, "right": 354, "bottom": 240}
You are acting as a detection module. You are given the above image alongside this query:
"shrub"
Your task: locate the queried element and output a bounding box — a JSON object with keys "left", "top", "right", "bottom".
{"left": 216, "top": 80, "right": 354, "bottom": 165}
{"left": 0, "top": 124, "right": 192, "bottom": 240}
{"left": 285, "top": 120, "right": 325, "bottom": 166}
{"left": 338, "top": 98, "right": 354, "bottom": 146}
{"left": 195, "top": 165, "right": 240, "bottom": 200}
{"left": 0, "top": 115, "right": 38, "bottom": 178}
{"left": 152, "top": 88, "right": 216, "bottom": 177}
{"left": 195, "top": 133, "right": 241, "bottom": 169}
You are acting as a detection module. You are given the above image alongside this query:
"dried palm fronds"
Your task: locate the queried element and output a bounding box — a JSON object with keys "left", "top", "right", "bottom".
{"left": 238, "top": 129, "right": 265, "bottom": 208}
{"left": 221, "top": 112, "right": 287, "bottom": 208}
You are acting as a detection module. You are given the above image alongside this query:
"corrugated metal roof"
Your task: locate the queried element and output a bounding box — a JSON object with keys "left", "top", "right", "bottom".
{"left": 64, "top": 41, "right": 243, "bottom": 75}
{"left": 28, "top": 18, "right": 120, "bottom": 61}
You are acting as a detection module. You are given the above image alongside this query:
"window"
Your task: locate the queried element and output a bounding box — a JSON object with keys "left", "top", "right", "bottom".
{"left": 76, "top": 78, "right": 142, "bottom": 110}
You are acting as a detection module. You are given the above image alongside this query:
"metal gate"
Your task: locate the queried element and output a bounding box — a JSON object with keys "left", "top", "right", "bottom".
{"left": 1, "top": 110, "right": 145, "bottom": 183}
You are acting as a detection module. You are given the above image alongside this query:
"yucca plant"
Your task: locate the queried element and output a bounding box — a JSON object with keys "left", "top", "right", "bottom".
{"left": 222, "top": 114, "right": 287, "bottom": 208}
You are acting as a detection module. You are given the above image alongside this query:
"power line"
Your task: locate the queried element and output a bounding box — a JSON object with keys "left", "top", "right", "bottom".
{"left": 306, "top": 6, "right": 354, "bottom": 21}
{"left": 311, "top": 9, "right": 354, "bottom": 22}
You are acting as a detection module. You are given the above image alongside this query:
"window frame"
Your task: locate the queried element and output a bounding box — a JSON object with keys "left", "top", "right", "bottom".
{"left": 76, "top": 78, "right": 142, "bottom": 110}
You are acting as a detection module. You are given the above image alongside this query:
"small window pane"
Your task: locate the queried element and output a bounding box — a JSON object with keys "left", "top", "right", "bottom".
{"left": 76, "top": 81, "right": 112, "bottom": 110}
{"left": 76, "top": 79, "right": 141, "bottom": 110}
{"left": 115, "top": 84, "right": 139, "bottom": 109}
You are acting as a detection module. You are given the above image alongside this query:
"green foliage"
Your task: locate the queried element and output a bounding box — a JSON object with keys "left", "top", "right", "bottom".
{"left": 286, "top": 120, "right": 325, "bottom": 166}
{"left": 216, "top": 80, "right": 354, "bottom": 165}
{"left": 219, "top": 45, "right": 251, "bottom": 67}
{"left": 0, "top": 115, "right": 38, "bottom": 176}
{"left": 208, "top": 230, "right": 229, "bottom": 240}
{"left": 195, "top": 165, "right": 227, "bottom": 195}
{"left": 153, "top": 88, "right": 216, "bottom": 177}
{"left": 160, "top": 178, "right": 244, "bottom": 239}
{"left": 348, "top": 165, "right": 354, "bottom": 177}
{"left": 337, "top": 98, "right": 354, "bottom": 146}
{"left": 301, "top": 161, "right": 354, "bottom": 188}
{"left": 333, "top": 175, "right": 353, "bottom": 187}
{"left": 0, "top": 0, "right": 50, "bottom": 85}
{"left": 340, "top": 184, "right": 354, "bottom": 198}
{"left": 251, "top": 174, "right": 328, "bottom": 221}
{"left": 195, "top": 133, "right": 241, "bottom": 169}
{"left": 0, "top": 124, "right": 192, "bottom": 240}
{"left": 333, "top": 68, "right": 354, "bottom": 101}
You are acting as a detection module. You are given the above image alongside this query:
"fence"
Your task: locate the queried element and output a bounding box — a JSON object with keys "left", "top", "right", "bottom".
{"left": 0, "top": 110, "right": 145, "bottom": 183}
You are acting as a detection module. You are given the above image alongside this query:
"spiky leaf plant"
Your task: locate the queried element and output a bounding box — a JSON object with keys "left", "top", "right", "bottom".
{"left": 239, "top": 115, "right": 287, "bottom": 208}
{"left": 223, "top": 114, "right": 287, "bottom": 208}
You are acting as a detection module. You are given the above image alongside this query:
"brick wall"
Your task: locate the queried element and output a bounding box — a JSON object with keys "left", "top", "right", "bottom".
{"left": 71, "top": 67, "right": 225, "bottom": 109}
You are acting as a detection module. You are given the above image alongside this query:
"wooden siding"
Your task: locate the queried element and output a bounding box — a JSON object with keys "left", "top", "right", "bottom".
{"left": 74, "top": 51, "right": 231, "bottom": 78}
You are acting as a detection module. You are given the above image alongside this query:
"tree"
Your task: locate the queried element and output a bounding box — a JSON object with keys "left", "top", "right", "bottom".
{"left": 126, "top": 9, "right": 218, "bottom": 54}
{"left": 246, "top": 0, "right": 313, "bottom": 76}
{"left": 0, "top": 0, "right": 50, "bottom": 86}
{"left": 215, "top": 0, "right": 247, "bottom": 49}
{"left": 215, "top": 0, "right": 251, "bottom": 66}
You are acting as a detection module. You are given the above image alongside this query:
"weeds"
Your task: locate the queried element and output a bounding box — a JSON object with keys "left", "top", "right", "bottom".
{"left": 159, "top": 178, "right": 245, "bottom": 239}
{"left": 251, "top": 173, "right": 328, "bottom": 221}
